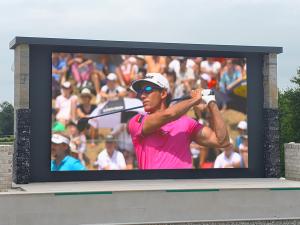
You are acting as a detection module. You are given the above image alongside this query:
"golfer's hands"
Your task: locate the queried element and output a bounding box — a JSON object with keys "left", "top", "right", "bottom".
{"left": 201, "top": 89, "right": 216, "bottom": 105}
{"left": 190, "top": 88, "right": 203, "bottom": 105}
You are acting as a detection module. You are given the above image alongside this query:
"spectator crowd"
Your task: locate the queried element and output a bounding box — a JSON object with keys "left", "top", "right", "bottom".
{"left": 51, "top": 53, "right": 248, "bottom": 171}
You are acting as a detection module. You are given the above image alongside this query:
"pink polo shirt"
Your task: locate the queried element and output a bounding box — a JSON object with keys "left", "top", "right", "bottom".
{"left": 128, "top": 114, "right": 203, "bottom": 169}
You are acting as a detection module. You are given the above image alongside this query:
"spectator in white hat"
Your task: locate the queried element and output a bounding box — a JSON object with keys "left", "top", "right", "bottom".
{"left": 51, "top": 133, "right": 86, "bottom": 171}
{"left": 200, "top": 73, "right": 211, "bottom": 89}
{"left": 119, "top": 56, "right": 139, "bottom": 86}
{"left": 54, "top": 81, "right": 78, "bottom": 125}
{"left": 235, "top": 120, "right": 247, "bottom": 150}
{"left": 98, "top": 73, "right": 126, "bottom": 103}
{"left": 214, "top": 141, "right": 241, "bottom": 168}
{"left": 77, "top": 88, "right": 97, "bottom": 119}
{"left": 200, "top": 57, "right": 221, "bottom": 79}
{"left": 66, "top": 122, "right": 88, "bottom": 166}
{"left": 76, "top": 88, "right": 97, "bottom": 146}
{"left": 94, "top": 134, "right": 126, "bottom": 170}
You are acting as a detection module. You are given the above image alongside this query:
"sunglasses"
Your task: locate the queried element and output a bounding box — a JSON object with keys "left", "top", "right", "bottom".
{"left": 137, "top": 85, "right": 162, "bottom": 97}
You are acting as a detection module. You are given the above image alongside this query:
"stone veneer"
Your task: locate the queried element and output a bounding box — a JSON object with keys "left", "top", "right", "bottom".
{"left": 13, "top": 109, "right": 31, "bottom": 184}
{"left": 284, "top": 143, "right": 300, "bottom": 181}
{"left": 263, "top": 109, "right": 280, "bottom": 177}
{"left": 0, "top": 145, "right": 13, "bottom": 191}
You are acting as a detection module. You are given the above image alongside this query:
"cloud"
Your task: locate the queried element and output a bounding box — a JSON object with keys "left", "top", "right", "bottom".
{"left": 0, "top": 0, "right": 300, "bottom": 102}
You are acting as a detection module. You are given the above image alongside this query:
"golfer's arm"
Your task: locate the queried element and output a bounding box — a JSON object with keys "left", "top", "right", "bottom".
{"left": 194, "top": 102, "right": 230, "bottom": 148}
{"left": 209, "top": 102, "right": 230, "bottom": 147}
{"left": 142, "top": 98, "right": 199, "bottom": 135}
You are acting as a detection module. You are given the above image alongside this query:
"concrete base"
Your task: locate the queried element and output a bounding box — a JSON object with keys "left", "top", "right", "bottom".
{"left": 285, "top": 143, "right": 300, "bottom": 181}
{"left": 1, "top": 179, "right": 300, "bottom": 225}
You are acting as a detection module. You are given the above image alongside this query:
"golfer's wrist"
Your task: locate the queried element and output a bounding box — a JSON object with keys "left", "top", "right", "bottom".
{"left": 207, "top": 100, "right": 217, "bottom": 109}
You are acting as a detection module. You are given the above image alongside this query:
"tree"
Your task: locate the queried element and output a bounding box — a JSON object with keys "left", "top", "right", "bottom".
{"left": 279, "top": 67, "right": 300, "bottom": 176}
{"left": 290, "top": 66, "right": 300, "bottom": 86}
{"left": 0, "top": 101, "right": 14, "bottom": 135}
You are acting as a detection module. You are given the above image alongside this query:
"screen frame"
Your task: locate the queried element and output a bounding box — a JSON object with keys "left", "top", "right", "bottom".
{"left": 29, "top": 41, "right": 264, "bottom": 182}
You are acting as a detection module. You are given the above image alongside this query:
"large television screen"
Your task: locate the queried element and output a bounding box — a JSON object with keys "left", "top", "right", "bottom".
{"left": 51, "top": 53, "right": 247, "bottom": 171}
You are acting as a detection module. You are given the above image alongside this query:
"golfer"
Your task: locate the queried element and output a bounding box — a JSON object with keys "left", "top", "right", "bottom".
{"left": 128, "top": 73, "right": 230, "bottom": 169}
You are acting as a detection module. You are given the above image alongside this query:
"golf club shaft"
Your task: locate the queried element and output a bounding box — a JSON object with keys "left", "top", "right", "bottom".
{"left": 88, "top": 95, "right": 191, "bottom": 120}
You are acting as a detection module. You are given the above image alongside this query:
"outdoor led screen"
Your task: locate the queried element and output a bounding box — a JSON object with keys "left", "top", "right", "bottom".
{"left": 51, "top": 53, "right": 248, "bottom": 171}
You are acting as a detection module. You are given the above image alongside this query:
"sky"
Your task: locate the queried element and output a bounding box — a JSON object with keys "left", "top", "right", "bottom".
{"left": 0, "top": 0, "right": 299, "bottom": 104}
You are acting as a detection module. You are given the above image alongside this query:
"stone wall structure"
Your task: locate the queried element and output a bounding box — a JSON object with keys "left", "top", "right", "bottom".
{"left": 12, "top": 44, "right": 31, "bottom": 184}
{"left": 0, "top": 145, "right": 13, "bottom": 191}
{"left": 263, "top": 53, "right": 280, "bottom": 178}
{"left": 13, "top": 109, "right": 31, "bottom": 184}
{"left": 284, "top": 143, "right": 300, "bottom": 181}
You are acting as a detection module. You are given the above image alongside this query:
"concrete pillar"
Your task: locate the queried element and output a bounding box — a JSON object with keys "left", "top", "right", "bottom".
{"left": 13, "top": 44, "right": 31, "bottom": 184}
{"left": 14, "top": 44, "right": 30, "bottom": 110}
{"left": 263, "top": 53, "right": 280, "bottom": 178}
{"left": 263, "top": 53, "right": 278, "bottom": 109}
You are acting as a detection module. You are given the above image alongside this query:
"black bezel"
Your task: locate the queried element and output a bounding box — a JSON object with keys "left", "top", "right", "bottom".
{"left": 23, "top": 39, "right": 269, "bottom": 182}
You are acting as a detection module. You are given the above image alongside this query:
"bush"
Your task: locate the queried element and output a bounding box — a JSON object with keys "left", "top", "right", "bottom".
{"left": 0, "top": 135, "right": 14, "bottom": 144}
{"left": 0, "top": 101, "right": 14, "bottom": 135}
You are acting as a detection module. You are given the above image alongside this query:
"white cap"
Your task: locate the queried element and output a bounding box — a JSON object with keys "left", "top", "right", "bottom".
{"left": 201, "top": 73, "right": 211, "bottom": 82}
{"left": 131, "top": 73, "right": 170, "bottom": 93}
{"left": 107, "top": 73, "right": 117, "bottom": 81}
{"left": 237, "top": 121, "right": 247, "bottom": 130}
{"left": 62, "top": 81, "right": 71, "bottom": 89}
{"left": 51, "top": 134, "right": 70, "bottom": 145}
{"left": 80, "top": 88, "right": 92, "bottom": 96}
{"left": 136, "top": 55, "right": 145, "bottom": 60}
{"left": 177, "top": 56, "right": 186, "bottom": 61}
{"left": 105, "top": 134, "right": 116, "bottom": 142}
{"left": 128, "top": 56, "right": 137, "bottom": 64}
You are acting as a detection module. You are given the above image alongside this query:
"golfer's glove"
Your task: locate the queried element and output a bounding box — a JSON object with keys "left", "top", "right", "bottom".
{"left": 201, "top": 89, "right": 216, "bottom": 104}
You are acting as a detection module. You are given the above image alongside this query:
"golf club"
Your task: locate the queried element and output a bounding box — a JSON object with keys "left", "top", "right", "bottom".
{"left": 77, "top": 89, "right": 214, "bottom": 131}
